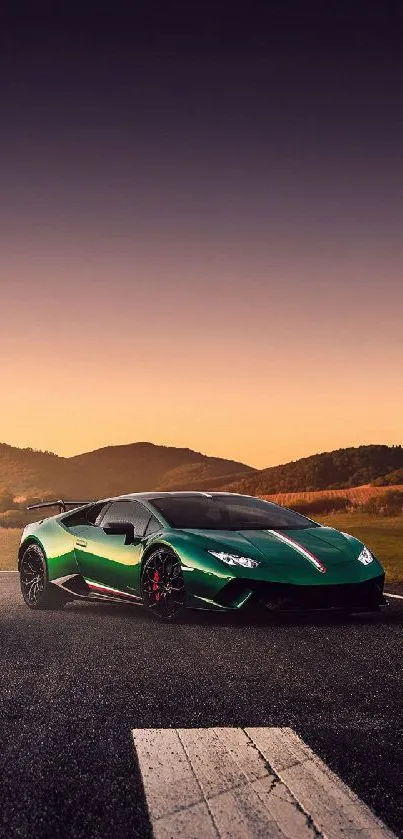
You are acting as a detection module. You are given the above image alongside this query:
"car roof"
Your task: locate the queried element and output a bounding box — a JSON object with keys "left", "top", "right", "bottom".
{"left": 59, "top": 492, "right": 251, "bottom": 517}
{"left": 99, "top": 491, "right": 263, "bottom": 506}
{"left": 108, "top": 491, "right": 230, "bottom": 501}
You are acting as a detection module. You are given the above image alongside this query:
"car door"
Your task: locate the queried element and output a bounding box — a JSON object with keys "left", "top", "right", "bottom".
{"left": 72, "top": 500, "right": 153, "bottom": 597}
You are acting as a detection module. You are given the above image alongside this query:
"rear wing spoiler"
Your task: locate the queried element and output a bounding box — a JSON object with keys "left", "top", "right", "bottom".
{"left": 27, "top": 500, "right": 94, "bottom": 514}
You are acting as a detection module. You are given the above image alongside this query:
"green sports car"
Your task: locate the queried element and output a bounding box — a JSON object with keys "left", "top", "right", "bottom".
{"left": 18, "top": 492, "right": 387, "bottom": 620}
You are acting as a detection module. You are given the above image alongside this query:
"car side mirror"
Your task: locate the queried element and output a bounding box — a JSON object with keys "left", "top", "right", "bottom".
{"left": 103, "top": 521, "right": 136, "bottom": 545}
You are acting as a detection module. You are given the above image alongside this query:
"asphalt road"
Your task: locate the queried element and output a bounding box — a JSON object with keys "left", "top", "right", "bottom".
{"left": 1, "top": 572, "right": 403, "bottom": 839}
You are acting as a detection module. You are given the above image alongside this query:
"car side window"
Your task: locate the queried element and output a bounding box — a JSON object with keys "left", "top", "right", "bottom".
{"left": 63, "top": 502, "right": 109, "bottom": 528}
{"left": 90, "top": 503, "right": 111, "bottom": 525}
{"left": 144, "top": 515, "right": 161, "bottom": 536}
{"left": 100, "top": 501, "right": 152, "bottom": 537}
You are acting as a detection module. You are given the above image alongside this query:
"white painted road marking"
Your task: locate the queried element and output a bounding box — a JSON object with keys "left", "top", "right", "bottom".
{"left": 132, "top": 727, "right": 397, "bottom": 839}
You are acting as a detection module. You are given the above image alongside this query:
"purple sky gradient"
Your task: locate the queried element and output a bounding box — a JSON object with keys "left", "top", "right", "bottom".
{"left": 0, "top": 5, "right": 402, "bottom": 466}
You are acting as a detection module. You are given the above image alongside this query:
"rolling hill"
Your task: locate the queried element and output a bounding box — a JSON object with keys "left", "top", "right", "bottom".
{"left": 62, "top": 444, "right": 255, "bottom": 497}
{"left": 224, "top": 445, "right": 403, "bottom": 495}
{"left": 0, "top": 441, "right": 254, "bottom": 499}
{"left": 1, "top": 441, "right": 403, "bottom": 503}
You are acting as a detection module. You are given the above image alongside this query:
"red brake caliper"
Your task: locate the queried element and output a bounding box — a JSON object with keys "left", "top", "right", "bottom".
{"left": 152, "top": 570, "right": 160, "bottom": 601}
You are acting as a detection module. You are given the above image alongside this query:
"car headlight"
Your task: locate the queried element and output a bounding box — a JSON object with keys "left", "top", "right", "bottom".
{"left": 357, "top": 546, "right": 374, "bottom": 565}
{"left": 207, "top": 550, "right": 260, "bottom": 568}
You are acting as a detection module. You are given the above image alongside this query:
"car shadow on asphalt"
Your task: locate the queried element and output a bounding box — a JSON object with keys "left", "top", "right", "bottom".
{"left": 66, "top": 600, "right": 403, "bottom": 628}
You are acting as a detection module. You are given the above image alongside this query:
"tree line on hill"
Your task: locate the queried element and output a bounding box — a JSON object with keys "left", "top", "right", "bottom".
{"left": 228, "top": 445, "right": 403, "bottom": 494}
{"left": 372, "top": 467, "right": 403, "bottom": 486}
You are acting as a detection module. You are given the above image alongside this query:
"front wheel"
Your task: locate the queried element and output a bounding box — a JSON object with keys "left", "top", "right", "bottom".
{"left": 20, "top": 544, "right": 69, "bottom": 610}
{"left": 141, "top": 548, "right": 185, "bottom": 621}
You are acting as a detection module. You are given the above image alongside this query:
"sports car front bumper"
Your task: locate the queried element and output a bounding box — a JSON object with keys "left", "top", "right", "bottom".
{"left": 214, "top": 573, "right": 386, "bottom": 612}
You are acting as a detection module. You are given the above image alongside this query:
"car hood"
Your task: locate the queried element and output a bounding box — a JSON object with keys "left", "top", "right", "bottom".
{"left": 183, "top": 526, "right": 382, "bottom": 585}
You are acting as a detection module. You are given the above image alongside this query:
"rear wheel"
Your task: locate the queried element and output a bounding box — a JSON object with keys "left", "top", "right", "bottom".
{"left": 141, "top": 548, "right": 185, "bottom": 621}
{"left": 20, "top": 544, "right": 69, "bottom": 610}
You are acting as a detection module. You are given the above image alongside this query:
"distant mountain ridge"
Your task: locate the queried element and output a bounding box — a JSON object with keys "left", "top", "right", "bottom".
{"left": 0, "top": 441, "right": 255, "bottom": 498}
{"left": 1, "top": 441, "right": 402, "bottom": 500}
{"left": 224, "top": 445, "right": 403, "bottom": 495}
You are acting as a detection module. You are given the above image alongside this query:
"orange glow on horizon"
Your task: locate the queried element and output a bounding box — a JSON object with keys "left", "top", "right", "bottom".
{"left": 0, "top": 240, "right": 402, "bottom": 469}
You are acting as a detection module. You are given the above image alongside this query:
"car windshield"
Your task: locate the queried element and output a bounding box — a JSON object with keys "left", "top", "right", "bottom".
{"left": 150, "top": 494, "right": 319, "bottom": 530}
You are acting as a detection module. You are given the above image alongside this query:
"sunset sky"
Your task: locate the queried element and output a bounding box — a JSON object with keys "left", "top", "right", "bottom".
{"left": 0, "top": 3, "right": 402, "bottom": 468}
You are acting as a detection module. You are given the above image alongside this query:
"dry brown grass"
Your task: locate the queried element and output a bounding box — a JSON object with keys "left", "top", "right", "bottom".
{"left": 316, "top": 513, "right": 403, "bottom": 584}
{"left": 260, "top": 484, "right": 403, "bottom": 507}
{"left": 0, "top": 529, "right": 21, "bottom": 571}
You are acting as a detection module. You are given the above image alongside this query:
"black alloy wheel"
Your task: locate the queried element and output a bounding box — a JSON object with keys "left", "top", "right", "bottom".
{"left": 20, "top": 544, "right": 68, "bottom": 610}
{"left": 141, "top": 549, "right": 185, "bottom": 621}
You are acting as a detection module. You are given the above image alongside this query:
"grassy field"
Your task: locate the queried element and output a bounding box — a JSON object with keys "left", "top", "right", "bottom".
{"left": 0, "top": 528, "right": 21, "bottom": 571}
{"left": 0, "top": 515, "right": 402, "bottom": 582}
{"left": 261, "top": 484, "right": 403, "bottom": 506}
{"left": 315, "top": 513, "right": 403, "bottom": 583}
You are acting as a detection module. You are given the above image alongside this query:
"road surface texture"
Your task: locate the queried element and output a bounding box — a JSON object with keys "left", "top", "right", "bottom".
{"left": 1, "top": 571, "right": 403, "bottom": 838}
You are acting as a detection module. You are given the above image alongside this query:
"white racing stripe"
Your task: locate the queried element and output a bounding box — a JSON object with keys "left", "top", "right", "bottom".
{"left": 132, "top": 726, "right": 396, "bottom": 838}
{"left": 266, "top": 530, "right": 327, "bottom": 574}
